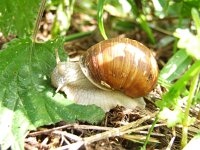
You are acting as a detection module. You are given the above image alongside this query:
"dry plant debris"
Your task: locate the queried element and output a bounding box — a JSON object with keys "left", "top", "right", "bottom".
{"left": 25, "top": 107, "right": 163, "bottom": 150}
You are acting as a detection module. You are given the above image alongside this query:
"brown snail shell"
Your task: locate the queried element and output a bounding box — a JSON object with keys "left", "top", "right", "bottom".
{"left": 80, "top": 37, "right": 159, "bottom": 98}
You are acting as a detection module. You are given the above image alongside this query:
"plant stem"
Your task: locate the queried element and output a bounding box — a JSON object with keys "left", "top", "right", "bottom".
{"left": 181, "top": 70, "right": 200, "bottom": 149}
{"left": 64, "top": 31, "right": 93, "bottom": 42}
{"left": 142, "top": 114, "right": 158, "bottom": 149}
{"left": 32, "top": 0, "right": 46, "bottom": 42}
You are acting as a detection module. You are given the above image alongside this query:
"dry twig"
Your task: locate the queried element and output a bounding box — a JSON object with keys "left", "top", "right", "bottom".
{"left": 53, "top": 111, "right": 158, "bottom": 150}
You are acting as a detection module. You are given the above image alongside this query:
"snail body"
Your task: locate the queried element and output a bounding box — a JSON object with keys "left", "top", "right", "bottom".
{"left": 51, "top": 37, "right": 158, "bottom": 111}
{"left": 51, "top": 61, "right": 146, "bottom": 112}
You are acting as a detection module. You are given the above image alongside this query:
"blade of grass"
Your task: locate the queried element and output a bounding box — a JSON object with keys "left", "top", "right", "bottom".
{"left": 97, "top": 0, "right": 108, "bottom": 40}
{"left": 137, "top": 14, "right": 155, "bottom": 44}
{"left": 192, "top": 8, "right": 200, "bottom": 37}
{"left": 127, "top": 0, "right": 155, "bottom": 44}
{"left": 142, "top": 115, "right": 159, "bottom": 149}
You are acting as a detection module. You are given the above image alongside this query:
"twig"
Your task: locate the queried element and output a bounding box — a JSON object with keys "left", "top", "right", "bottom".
{"left": 122, "top": 134, "right": 160, "bottom": 143}
{"left": 61, "top": 134, "right": 71, "bottom": 145}
{"left": 28, "top": 124, "right": 74, "bottom": 136}
{"left": 25, "top": 138, "right": 49, "bottom": 149}
{"left": 55, "top": 141, "right": 84, "bottom": 150}
{"left": 28, "top": 123, "right": 112, "bottom": 137}
{"left": 53, "top": 130, "right": 82, "bottom": 142}
{"left": 129, "top": 131, "right": 165, "bottom": 137}
{"left": 121, "top": 123, "right": 166, "bottom": 135}
{"left": 73, "top": 124, "right": 111, "bottom": 131}
{"left": 28, "top": 111, "right": 157, "bottom": 149}
{"left": 24, "top": 143, "right": 35, "bottom": 150}
{"left": 166, "top": 127, "right": 176, "bottom": 150}
{"left": 83, "top": 111, "right": 158, "bottom": 144}
{"left": 41, "top": 137, "right": 49, "bottom": 145}
{"left": 149, "top": 24, "right": 173, "bottom": 36}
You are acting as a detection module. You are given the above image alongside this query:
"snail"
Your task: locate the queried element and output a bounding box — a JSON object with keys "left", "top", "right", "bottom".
{"left": 51, "top": 37, "right": 159, "bottom": 112}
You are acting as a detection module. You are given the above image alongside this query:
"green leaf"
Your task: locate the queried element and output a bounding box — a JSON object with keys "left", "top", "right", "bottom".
{"left": 167, "top": 0, "right": 200, "bottom": 18}
{"left": 159, "top": 49, "right": 192, "bottom": 83}
{"left": 181, "top": 0, "right": 200, "bottom": 17}
{"left": 157, "top": 60, "right": 200, "bottom": 109}
{"left": 0, "top": 0, "right": 41, "bottom": 37}
{"left": 0, "top": 38, "right": 104, "bottom": 149}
